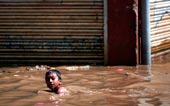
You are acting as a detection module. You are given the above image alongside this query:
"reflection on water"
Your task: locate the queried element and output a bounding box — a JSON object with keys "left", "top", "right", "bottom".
{"left": 0, "top": 64, "right": 170, "bottom": 106}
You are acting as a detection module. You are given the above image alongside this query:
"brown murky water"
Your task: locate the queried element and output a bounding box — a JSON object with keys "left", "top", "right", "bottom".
{"left": 0, "top": 63, "right": 170, "bottom": 106}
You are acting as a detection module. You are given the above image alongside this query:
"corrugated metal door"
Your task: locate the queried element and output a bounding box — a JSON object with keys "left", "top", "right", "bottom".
{"left": 150, "top": 0, "right": 170, "bottom": 56}
{"left": 0, "top": 0, "right": 104, "bottom": 65}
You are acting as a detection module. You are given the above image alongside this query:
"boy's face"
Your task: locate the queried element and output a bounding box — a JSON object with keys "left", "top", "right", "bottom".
{"left": 45, "top": 73, "right": 61, "bottom": 91}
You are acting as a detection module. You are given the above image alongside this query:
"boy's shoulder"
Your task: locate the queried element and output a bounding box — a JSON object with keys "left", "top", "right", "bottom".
{"left": 58, "top": 87, "right": 68, "bottom": 95}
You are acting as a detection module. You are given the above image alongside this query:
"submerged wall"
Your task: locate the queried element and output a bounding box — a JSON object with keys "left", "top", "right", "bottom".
{"left": 107, "top": 0, "right": 137, "bottom": 65}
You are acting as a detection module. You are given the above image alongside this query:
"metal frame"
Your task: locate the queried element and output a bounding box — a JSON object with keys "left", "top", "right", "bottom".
{"left": 104, "top": 0, "right": 108, "bottom": 65}
{"left": 141, "top": 0, "right": 151, "bottom": 65}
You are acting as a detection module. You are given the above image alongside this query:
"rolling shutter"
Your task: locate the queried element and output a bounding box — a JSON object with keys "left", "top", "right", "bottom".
{"left": 0, "top": 0, "right": 104, "bottom": 65}
{"left": 150, "top": 0, "right": 170, "bottom": 56}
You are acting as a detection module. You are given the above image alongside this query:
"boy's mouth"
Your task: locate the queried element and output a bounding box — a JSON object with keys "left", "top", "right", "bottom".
{"left": 48, "top": 84, "right": 54, "bottom": 88}
{"left": 50, "top": 84, "right": 54, "bottom": 87}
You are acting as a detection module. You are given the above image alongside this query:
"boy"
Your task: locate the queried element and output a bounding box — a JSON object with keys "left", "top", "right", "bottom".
{"left": 45, "top": 69, "right": 67, "bottom": 95}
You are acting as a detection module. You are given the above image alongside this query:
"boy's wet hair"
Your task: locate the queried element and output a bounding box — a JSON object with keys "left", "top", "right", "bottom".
{"left": 45, "top": 69, "right": 62, "bottom": 80}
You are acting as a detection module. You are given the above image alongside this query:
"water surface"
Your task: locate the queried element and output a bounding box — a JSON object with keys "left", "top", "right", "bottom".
{"left": 0, "top": 64, "right": 170, "bottom": 106}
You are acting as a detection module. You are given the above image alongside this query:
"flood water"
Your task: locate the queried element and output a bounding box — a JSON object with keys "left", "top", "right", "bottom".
{"left": 0, "top": 63, "right": 170, "bottom": 106}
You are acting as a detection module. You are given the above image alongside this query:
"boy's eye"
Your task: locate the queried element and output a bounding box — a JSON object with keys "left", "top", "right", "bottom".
{"left": 49, "top": 77, "right": 56, "bottom": 81}
{"left": 46, "top": 77, "right": 53, "bottom": 81}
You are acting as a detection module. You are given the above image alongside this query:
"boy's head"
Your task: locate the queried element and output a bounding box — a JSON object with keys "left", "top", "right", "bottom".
{"left": 45, "top": 69, "right": 62, "bottom": 80}
{"left": 45, "top": 69, "right": 62, "bottom": 91}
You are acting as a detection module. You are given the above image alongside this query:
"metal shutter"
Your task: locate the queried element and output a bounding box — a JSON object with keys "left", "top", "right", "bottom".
{"left": 150, "top": 0, "right": 170, "bottom": 56}
{"left": 0, "top": 0, "right": 104, "bottom": 65}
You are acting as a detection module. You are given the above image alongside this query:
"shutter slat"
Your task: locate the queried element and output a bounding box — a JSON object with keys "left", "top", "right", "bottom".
{"left": 150, "top": 0, "right": 170, "bottom": 55}
{"left": 0, "top": 0, "right": 104, "bottom": 65}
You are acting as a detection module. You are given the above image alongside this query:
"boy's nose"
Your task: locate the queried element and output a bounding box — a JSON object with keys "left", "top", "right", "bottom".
{"left": 50, "top": 78, "right": 53, "bottom": 82}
